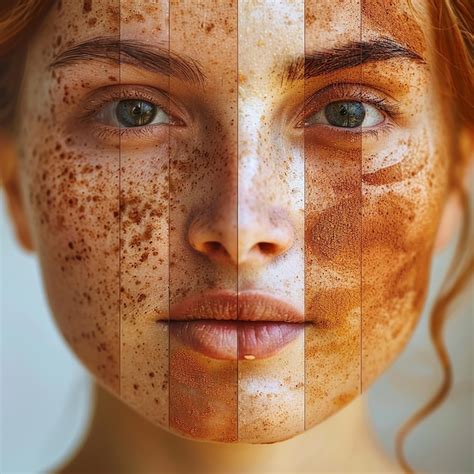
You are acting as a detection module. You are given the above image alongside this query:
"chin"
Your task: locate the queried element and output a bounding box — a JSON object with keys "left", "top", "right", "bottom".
{"left": 163, "top": 331, "right": 306, "bottom": 443}
{"left": 117, "top": 327, "right": 370, "bottom": 444}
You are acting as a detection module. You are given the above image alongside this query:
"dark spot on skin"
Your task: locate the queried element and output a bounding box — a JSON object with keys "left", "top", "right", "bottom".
{"left": 83, "top": 0, "right": 92, "bottom": 14}
{"left": 17, "top": 0, "right": 447, "bottom": 446}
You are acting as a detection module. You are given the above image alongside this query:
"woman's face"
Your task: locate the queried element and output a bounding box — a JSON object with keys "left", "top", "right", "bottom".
{"left": 13, "top": 0, "right": 449, "bottom": 442}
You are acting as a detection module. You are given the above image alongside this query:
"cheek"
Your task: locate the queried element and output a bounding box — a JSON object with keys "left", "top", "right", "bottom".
{"left": 303, "top": 131, "right": 448, "bottom": 424}
{"left": 22, "top": 134, "right": 175, "bottom": 423}
{"left": 359, "top": 129, "right": 448, "bottom": 381}
{"left": 119, "top": 150, "right": 170, "bottom": 315}
{"left": 119, "top": 150, "right": 171, "bottom": 426}
{"left": 360, "top": 184, "right": 446, "bottom": 384}
{"left": 20, "top": 135, "right": 122, "bottom": 392}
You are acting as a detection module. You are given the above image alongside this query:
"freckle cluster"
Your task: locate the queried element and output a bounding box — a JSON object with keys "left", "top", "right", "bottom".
{"left": 14, "top": 0, "right": 449, "bottom": 446}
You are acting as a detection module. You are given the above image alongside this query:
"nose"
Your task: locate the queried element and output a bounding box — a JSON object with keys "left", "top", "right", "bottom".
{"left": 188, "top": 97, "right": 296, "bottom": 268}
{"left": 188, "top": 200, "right": 294, "bottom": 267}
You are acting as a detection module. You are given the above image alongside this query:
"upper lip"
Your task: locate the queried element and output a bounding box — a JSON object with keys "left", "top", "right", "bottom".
{"left": 169, "top": 290, "right": 304, "bottom": 323}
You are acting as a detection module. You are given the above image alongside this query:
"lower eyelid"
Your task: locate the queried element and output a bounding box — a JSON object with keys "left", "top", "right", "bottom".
{"left": 91, "top": 122, "right": 172, "bottom": 142}
{"left": 303, "top": 121, "right": 396, "bottom": 150}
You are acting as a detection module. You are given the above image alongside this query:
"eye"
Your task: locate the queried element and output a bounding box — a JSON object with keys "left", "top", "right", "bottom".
{"left": 96, "top": 99, "right": 171, "bottom": 128}
{"left": 305, "top": 100, "right": 385, "bottom": 128}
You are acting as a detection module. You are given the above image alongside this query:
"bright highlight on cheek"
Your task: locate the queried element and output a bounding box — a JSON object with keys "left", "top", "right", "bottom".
{"left": 19, "top": 0, "right": 447, "bottom": 445}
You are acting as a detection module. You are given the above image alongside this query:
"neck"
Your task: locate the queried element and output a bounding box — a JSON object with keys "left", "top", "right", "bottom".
{"left": 60, "top": 383, "right": 398, "bottom": 473}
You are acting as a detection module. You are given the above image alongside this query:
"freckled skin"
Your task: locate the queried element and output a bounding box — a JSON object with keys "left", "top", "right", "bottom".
{"left": 15, "top": 0, "right": 449, "bottom": 444}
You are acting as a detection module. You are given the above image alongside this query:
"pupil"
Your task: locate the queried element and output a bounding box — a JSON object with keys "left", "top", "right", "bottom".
{"left": 325, "top": 101, "right": 365, "bottom": 128}
{"left": 116, "top": 100, "right": 156, "bottom": 127}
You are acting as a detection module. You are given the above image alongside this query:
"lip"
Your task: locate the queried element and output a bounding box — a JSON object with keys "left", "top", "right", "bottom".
{"left": 167, "top": 290, "right": 305, "bottom": 360}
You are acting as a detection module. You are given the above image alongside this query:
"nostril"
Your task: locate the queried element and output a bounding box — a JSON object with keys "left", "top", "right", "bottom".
{"left": 256, "top": 242, "right": 279, "bottom": 256}
{"left": 204, "top": 241, "right": 221, "bottom": 252}
{"left": 202, "top": 241, "right": 230, "bottom": 259}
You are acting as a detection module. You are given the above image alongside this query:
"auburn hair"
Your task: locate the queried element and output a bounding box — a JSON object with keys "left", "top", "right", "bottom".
{"left": 397, "top": 0, "right": 473, "bottom": 472}
{"left": 1, "top": 1, "right": 473, "bottom": 473}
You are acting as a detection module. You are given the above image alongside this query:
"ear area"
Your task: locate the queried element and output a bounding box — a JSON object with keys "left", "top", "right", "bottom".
{"left": 434, "top": 127, "right": 474, "bottom": 254}
{"left": 0, "top": 130, "right": 34, "bottom": 252}
{"left": 433, "top": 191, "right": 463, "bottom": 253}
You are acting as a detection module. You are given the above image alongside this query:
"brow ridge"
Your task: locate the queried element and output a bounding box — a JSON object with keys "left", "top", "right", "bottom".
{"left": 286, "top": 37, "right": 424, "bottom": 82}
{"left": 49, "top": 36, "right": 207, "bottom": 85}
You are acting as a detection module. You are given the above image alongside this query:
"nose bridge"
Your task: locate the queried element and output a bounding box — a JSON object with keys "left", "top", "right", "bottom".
{"left": 187, "top": 96, "right": 294, "bottom": 267}
{"left": 237, "top": 98, "right": 269, "bottom": 227}
{"left": 238, "top": 99, "right": 263, "bottom": 151}
{"left": 236, "top": 98, "right": 294, "bottom": 265}
{"left": 238, "top": 98, "right": 270, "bottom": 195}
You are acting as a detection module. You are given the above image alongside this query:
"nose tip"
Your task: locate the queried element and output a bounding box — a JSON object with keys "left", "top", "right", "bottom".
{"left": 188, "top": 213, "right": 294, "bottom": 267}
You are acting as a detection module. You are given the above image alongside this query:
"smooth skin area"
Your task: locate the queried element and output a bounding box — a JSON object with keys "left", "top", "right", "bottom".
{"left": 2, "top": 0, "right": 469, "bottom": 469}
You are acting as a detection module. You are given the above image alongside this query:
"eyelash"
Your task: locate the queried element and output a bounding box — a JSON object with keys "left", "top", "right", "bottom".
{"left": 82, "top": 83, "right": 400, "bottom": 141}
{"left": 81, "top": 87, "right": 180, "bottom": 139}
{"left": 299, "top": 82, "right": 401, "bottom": 134}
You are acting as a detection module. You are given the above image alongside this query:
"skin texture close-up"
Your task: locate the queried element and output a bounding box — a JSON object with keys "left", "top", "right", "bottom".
{"left": 1, "top": 0, "right": 473, "bottom": 472}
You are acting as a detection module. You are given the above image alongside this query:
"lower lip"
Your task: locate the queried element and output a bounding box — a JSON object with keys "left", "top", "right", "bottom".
{"left": 169, "top": 321, "right": 303, "bottom": 360}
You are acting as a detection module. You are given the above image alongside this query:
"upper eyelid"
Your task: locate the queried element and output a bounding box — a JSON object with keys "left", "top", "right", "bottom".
{"left": 80, "top": 83, "right": 397, "bottom": 133}
{"left": 81, "top": 86, "right": 182, "bottom": 125}
{"left": 82, "top": 85, "right": 177, "bottom": 113}
{"left": 84, "top": 84, "right": 171, "bottom": 101}
{"left": 302, "top": 82, "right": 398, "bottom": 111}
{"left": 298, "top": 83, "right": 401, "bottom": 125}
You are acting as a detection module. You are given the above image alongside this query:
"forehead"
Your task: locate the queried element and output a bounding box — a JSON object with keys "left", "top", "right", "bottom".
{"left": 44, "top": 0, "right": 426, "bottom": 60}
{"left": 304, "top": 0, "right": 425, "bottom": 51}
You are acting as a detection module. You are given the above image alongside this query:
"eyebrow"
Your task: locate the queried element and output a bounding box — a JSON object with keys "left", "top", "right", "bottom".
{"left": 49, "top": 36, "right": 207, "bottom": 85}
{"left": 285, "top": 37, "right": 424, "bottom": 82}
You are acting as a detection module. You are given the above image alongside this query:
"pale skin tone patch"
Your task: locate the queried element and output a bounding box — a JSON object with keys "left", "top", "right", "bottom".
{"left": 2, "top": 0, "right": 463, "bottom": 450}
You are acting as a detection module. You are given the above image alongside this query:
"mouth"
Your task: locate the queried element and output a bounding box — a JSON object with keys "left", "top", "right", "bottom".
{"left": 165, "top": 290, "right": 305, "bottom": 360}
